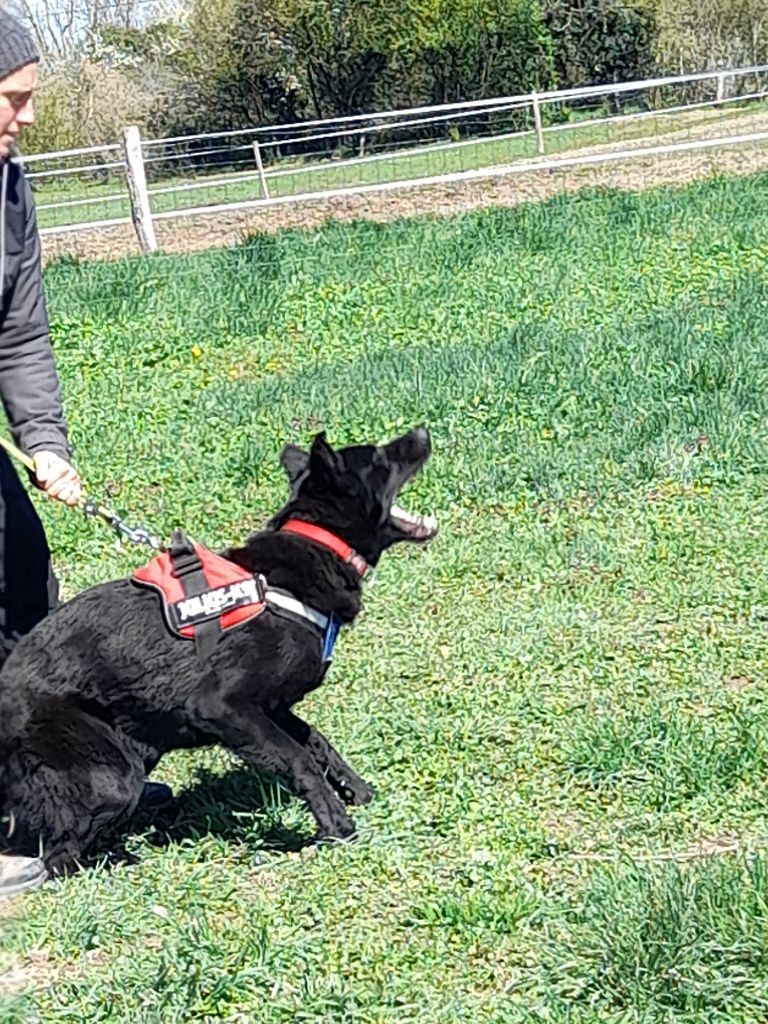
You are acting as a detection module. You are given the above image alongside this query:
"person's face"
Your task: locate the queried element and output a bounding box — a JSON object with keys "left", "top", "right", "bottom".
{"left": 0, "top": 63, "right": 38, "bottom": 160}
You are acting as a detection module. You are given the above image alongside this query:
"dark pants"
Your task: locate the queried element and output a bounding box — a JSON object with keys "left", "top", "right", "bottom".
{"left": 0, "top": 450, "right": 58, "bottom": 667}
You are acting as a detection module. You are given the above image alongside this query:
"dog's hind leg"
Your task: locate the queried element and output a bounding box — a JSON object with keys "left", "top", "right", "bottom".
{"left": 268, "top": 706, "right": 374, "bottom": 807}
{"left": 3, "top": 753, "right": 144, "bottom": 876}
{"left": 210, "top": 709, "right": 357, "bottom": 840}
{"left": 2, "top": 706, "right": 146, "bottom": 876}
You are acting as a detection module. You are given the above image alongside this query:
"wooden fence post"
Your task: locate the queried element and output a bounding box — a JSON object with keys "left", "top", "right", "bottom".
{"left": 532, "top": 92, "right": 545, "bottom": 156}
{"left": 716, "top": 72, "right": 726, "bottom": 106}
{"left": 253, "top": 140, "right": 271, "bottom": 199}
{"left": 122, "top": 125, "right": 157, "bottom": 252}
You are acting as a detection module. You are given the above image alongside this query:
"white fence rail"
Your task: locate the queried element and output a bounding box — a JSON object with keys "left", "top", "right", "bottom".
{"left": 19, "top": 63, "right": 768, "bottom": 250}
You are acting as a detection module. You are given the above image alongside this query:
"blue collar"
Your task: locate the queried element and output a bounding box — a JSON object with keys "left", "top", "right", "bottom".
{"left": 321, "top": 614, "right": 343, "bottom": 663}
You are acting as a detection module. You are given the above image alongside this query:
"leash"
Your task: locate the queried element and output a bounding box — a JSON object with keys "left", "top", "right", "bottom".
{"left": 0, "top": 434, "right": 165, "bottom": 552}
{"left": 1, "top": 440, "right": 349, "bottom": 670}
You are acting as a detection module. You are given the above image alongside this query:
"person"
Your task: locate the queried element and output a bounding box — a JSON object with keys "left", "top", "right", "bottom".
{"left": 0, "top": 10, "right": 169, "bottom": 899}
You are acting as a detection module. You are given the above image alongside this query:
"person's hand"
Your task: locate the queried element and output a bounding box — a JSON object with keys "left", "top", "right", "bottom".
{"left": 32, "top": 451, "right": 82, "bottom": 508}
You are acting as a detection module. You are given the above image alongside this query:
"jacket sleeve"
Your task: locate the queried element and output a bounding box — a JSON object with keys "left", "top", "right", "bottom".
{"left": 0, "top": 174, "right": 71, "bottom": 462}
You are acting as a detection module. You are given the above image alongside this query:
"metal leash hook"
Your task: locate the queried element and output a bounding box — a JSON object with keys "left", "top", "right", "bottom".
{"left": 81, "top": 498, "right": 166, "bottom": 552}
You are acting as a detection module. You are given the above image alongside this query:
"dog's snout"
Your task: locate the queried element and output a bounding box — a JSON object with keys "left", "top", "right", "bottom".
{"left": 403, "top": 427, "right": 431, "bottom": 462}
{"left": 405, "top": 426, "right": 430, "bottom": 455}
{"left": 383, "top": 426, "right": 432, "bottom": 469}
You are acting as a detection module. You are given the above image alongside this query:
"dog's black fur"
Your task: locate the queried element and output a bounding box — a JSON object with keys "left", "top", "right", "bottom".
{"left": 0, "top": 428, "right": 434, "bottom": 874}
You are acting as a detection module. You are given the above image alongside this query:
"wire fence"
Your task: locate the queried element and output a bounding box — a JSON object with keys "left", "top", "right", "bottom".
{"left": 22, "top": 63, "right": 768, "bottom": 255}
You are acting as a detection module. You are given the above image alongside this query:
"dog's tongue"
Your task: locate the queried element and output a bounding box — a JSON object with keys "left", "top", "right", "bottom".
{"left": 390, "top": 504, "right": 438, "bottom": 541}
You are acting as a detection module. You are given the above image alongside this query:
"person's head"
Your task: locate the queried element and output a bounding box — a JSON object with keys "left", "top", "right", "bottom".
{"left": 0, "top": 9, "right": 40, "bottom": 161}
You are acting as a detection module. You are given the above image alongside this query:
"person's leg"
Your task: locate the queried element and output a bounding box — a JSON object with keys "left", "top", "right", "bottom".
{"left": 0, "top": 450, "right": 51, "bottom": 895}
{"left": 0, "top": 449, "right": 54, "bottom": 662}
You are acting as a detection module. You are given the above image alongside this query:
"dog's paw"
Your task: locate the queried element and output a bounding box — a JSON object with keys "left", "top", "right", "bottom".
{"left": 325, "top": 765, "right": 376, "bottom": 806}
{"left": 315, "top": 813, "right": 357, "bottom": 843}
{"left": 45, "top": 850, "right": 82, "bottom": 879}
{"left": 336, "top": 778, "right": 375, "bottom": 807}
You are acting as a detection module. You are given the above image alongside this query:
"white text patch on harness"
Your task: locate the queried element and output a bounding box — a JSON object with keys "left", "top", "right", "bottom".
{"left": 171, "top": 577, "right": 266, "bottom": 630}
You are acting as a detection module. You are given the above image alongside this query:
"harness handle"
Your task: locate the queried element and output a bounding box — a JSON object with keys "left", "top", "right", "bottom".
{"left": 168, "top": 530, "right": 205, "bottom": 577}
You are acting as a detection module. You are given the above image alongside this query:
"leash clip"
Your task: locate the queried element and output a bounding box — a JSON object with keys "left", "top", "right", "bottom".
{"left": 82, "top": 498, "right": 165, "bottom": 552}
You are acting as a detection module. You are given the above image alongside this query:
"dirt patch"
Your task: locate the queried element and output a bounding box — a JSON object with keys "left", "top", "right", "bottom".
{"left": 0, "top": 946, "right": 110, "bottom": 999}
{"left": 725, "top": 675, "right": 753, "bottom": 691}
{"left": 41, "top": 109, "right": 768, "bottom": 265}
{"left": 570, "top": 834, "right": 749, "bottom": 863}
{"left": 0, "top": 948, "right": 54, "bottom": 999}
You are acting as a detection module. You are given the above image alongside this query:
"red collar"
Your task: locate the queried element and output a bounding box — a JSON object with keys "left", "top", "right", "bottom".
{"left": 280, "top": 519, "right": 371, "bottom": 579}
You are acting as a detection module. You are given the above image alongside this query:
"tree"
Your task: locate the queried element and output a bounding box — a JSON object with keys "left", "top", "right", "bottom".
{"left": 652, "top": 0, "right": 768, "bottom": 73}
{"left": 13, "top": 0, "right": 182, "bottom": 62}
{"left": 171, "top": 0, "right": 556, "bottom": 134}
{"left": 542, "top": 0, "right": 656, "bottom": 90}
{"left": 16, "top": 1, "right": 185, "bottom": 152}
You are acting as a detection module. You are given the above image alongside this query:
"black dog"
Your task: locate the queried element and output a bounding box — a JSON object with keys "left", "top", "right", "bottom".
{"left": 0, "top": 428, "right": 436, "bottom": 874}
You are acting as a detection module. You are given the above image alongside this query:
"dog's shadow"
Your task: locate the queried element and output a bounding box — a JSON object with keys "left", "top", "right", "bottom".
{"left": 89, "top": 767, "right": 313, "bottom": 870}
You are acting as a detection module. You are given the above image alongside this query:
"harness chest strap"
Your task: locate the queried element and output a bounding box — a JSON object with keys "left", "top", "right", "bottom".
{"left": 265, "top": 589, "right": 342, "bottom": 663}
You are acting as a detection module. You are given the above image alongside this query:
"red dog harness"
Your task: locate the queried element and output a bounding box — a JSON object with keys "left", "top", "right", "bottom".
{"left": 132, "top": 530, "right": 267, "bottom": 661}
{"left": 131, "top": 522, "right": 371, "bottom": 665}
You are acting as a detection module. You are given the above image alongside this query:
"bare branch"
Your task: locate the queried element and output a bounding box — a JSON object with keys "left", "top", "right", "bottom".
{"left": 11, "top": 0, "right": 178, "bottom": 62}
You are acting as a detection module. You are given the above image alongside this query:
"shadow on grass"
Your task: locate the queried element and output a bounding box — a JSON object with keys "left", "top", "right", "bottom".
{"left": 86, "top": 766, "right": 312, "bottom": 872}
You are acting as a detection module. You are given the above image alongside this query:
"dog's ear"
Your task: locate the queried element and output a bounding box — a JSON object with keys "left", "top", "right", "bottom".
{"left": 280, "top": 445, "right": 310, "bottom": 494}
{"left": 309, "top": 432, "right": 337, "bottom": 476}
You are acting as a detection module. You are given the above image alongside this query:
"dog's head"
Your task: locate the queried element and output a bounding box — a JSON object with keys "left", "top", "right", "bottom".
{"left": 275, "top": 427, "right": 437, "bottom": 566}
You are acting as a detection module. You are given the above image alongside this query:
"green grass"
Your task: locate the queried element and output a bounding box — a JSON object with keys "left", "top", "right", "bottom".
{"left": 32, "top": 97, "right": 768, "bottom": 230}
{"left": 3, "top": 170, "right": 768, "bottom": 1021}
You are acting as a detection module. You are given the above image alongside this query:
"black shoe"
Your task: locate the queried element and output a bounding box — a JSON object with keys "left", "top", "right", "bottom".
{"left": 138, "top": 781, "right": 174, "bottom": 812}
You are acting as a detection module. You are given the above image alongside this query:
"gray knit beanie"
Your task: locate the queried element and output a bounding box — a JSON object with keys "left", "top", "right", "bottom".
{"left": 0, "top": 8, "right": 40, "bottom": 81}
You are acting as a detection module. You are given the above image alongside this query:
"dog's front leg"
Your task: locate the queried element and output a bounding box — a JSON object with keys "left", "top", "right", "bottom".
{"left": 213, "top": 709, "right": 357, "bottom": 840}
{"left": 269, "top": 706, "right": 375, "bottom": 807}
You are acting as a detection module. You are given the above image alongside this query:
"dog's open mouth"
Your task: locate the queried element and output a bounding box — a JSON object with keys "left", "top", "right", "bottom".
{"left": 390, "top": 504, "right": 438, "bottom": 542}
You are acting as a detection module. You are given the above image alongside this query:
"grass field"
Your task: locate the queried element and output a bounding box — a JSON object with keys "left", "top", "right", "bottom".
{"left": 31, "top": 98, "right": 768, "bottom": 231}
{"left": 2, "top": 170, "right": 768, "bottom": 1021}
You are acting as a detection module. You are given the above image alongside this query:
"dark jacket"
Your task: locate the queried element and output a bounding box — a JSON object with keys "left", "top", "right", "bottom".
{"left": 0, "top": 158, "right": 69, "bottom": 461}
